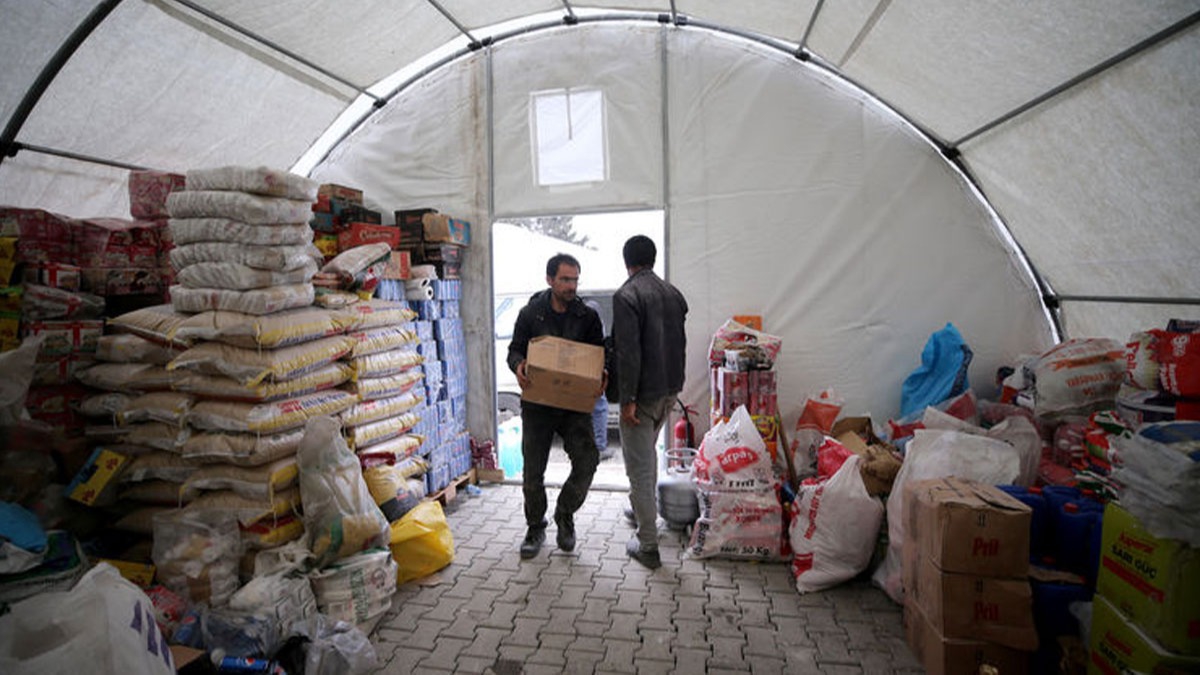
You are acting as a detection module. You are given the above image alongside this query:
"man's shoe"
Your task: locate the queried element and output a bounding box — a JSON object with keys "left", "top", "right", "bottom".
{"left": 623, "top": 506, "right": 637, "bottom": 527}
{"left": 554, "top": 513, "right": 576, "bottom": 552}
{"left": 519, "top": 527, "right": 546, "bottom": 559}
{"left": 625, "top": 539, "right": 662, "bottom": 569}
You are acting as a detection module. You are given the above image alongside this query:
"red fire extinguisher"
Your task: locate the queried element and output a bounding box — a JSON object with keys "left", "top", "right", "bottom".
{"left": 673, "top": 399, "right": 696, "bottom": 449}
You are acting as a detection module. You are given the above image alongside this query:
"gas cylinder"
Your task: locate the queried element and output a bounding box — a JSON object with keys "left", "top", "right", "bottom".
{"left": 657, "top": 447, "right": 700, "bottom": 531}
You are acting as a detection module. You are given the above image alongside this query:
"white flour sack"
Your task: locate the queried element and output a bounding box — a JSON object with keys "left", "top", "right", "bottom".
{"left": 341, "top": 299, "right": 417, "bottom": 331}
{"left": 170, "top": 242, "right": 320, "bottom": 272}
{"left": 176, "top": 259, "right": 318, "bottom": 291}
{"left": 185, "top": 166, "right": 320, "bottom": 201}
{"left": 166, "top": 189, "right": 314, "bottom": 223}
{"left": 169, "top": 219, "right": 314, "bottom": 246}
{"left": 187, "top": 389, "right": 358, "bottom": 434}
{"left": 693, "top": 406, "right": 777, "bottom": 491}
{"left": 1033, "top": 338, "right": 1125, "bottom": 416}
{"left": 686, "top": 488, "right": 785, "bottom": 561}
{"left": 789, "top": 455, "right": 885, "bottom": 593}
{"left": 173, "top": 362, "right": 353, "bottom": 402}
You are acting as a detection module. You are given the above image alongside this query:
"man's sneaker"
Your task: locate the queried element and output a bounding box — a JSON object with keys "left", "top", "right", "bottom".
{"left": 554, "top": 513, "right": 576, "bottom": 552}
{"left": 625, "top": 538, "right": 662, "bottom": 569}
{"left": 519, "top": 527, "right": 546, "bottom": 559}
{"left": 623, "top": 506, "right": 637, "bottom": 527}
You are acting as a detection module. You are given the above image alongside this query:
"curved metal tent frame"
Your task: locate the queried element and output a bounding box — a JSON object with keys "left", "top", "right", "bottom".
{"left": 3, "top": 2, "right": 1195, "bottom": 325}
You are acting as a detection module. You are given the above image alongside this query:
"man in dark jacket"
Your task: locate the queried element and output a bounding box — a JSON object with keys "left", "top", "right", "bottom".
{"left": 507, "top": 253, "right": 607, "bottom": 559}
{"left": 612, "top": 235, "right": 688, "bottom": 569}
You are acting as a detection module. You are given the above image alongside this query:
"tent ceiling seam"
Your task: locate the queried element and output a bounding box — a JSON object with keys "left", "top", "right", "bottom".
{"left": 952, "top": 10, "right": 1200, "bottom": 148}
{"left": 0, "top": 0, "right": 124, "bottom": 168}
{"left": 165, "top": 0, "right": 380, "bottom": 104}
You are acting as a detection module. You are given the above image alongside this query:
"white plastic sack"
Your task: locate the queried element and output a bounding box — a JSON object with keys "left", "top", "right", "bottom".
{"left": 185, "top": 166, "right": 319, "bottom": 201}
{"left": 170, "top": 242, "right": 320, "bottom": 272}
{"left": 176, "top": 259, "right": 317, "bottom": 290}
{"left": 921, "top": 407, "right": 1040, "bottom": 487}
{"left": 166, "top": 190, "right": 313, "bottom": 223}
{"left": 228, "top": 573, "right": 317, "bottom": 637}
{"left": 308, "top": 549, "right": 396, "bottom": 634}
{"left": 168, "top": 335, "right": 356, "bottom": 386}
{"left": 686, "top": 488, "right": 785, "bottom": 561}
{"left": 693, "top": 405, "right": 777, "bottom": 491}
{"left": 297, "top": 416, "right": 390, "bottom": 567}
{"left": 0, "top": 563, "right": 175, "bottom": 674}
{"left": 789, "top": 455, "right": 885, "bottom": 593}
{"left": 169, "top": 219, "right": 314, "bottom": 246}
{"left": 872, "top": 428, "right": 1020, "bottom": 604}
{"left": 173, "top": 306, "right": 353, "bottom": 349}
{"left": 0, "top": 335, "right": 42, "bottom": 425}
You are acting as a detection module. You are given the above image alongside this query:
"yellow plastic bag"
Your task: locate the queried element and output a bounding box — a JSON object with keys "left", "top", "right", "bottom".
{"left": 389, "top": 500, "right": 454, "bottom": 584}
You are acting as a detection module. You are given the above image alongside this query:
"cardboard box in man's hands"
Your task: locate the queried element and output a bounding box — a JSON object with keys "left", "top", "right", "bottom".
{"left": 522, "top": 336, "right": 604, "bottom": 413}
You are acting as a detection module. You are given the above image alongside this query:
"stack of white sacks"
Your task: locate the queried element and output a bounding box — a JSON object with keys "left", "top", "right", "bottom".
{"left": 71, "top": 166, "right": 431, "bottom": 633}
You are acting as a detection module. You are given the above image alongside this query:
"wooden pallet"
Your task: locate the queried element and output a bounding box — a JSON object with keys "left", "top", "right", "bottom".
{"left": 430, "top": 467, "right": 476, "bottom": 505}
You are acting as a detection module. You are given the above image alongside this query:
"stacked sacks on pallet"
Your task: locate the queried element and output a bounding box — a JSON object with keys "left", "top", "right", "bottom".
{"left": 335, "top": 291, "right": 429, "bottom": 521}
{"left": 165, "top": 166, "right": 322, "bottom": 315}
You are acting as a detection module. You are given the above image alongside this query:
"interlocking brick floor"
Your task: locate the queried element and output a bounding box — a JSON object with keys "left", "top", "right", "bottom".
{"left": 371, "top": 484, "right": 923, "bottom": 674}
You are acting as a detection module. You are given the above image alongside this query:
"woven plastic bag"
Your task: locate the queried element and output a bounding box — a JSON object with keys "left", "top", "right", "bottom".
{"left": 0, "top": 563, "right": 176, "bottom": 674}
{"left": 298, "top": 416, "right": 389, "bottom": 568}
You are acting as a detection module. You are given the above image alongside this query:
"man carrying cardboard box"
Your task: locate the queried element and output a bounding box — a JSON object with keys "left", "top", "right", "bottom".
{"left": 507, "top": 253, "right": 607, "bottom": 559}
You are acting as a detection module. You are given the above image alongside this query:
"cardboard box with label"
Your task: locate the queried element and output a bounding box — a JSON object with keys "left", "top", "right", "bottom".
{"left": 66, "top": 446, "right": 130, "bottom": 506}
{"left": 904, "top": 546, "right": 1038, "bottom": 650}
{"left": 1088, "top": 593, "right": 1200, "bottom": 675}
{"left": 906, "top": 476, "right": 1031, "bottom": 578}
{"left": 522, "top": 335, "right": 604, "bottom": 413}
{"left": 1095, "top": 502, "right": 1200, "bottom": 656}
{"left": 338, "top": 222, "right": 400, "bottom": 250}
{"left": 382, "top": 249, "right": 411, "bottom": 280}
{"left": 422, "top": 212, "right": 471, "bottom": 246}
{"left": 904, "top": 598, "right": 1031, "bottom": 675}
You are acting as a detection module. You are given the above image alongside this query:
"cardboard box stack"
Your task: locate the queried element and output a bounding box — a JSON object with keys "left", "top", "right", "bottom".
{"left": 1088, "top": 501, "right": 1200, "bottom": 674}
{"left": 902, "top": 476, "right": 1038, "bottom": 675}
{"left": 394, "top": 208, "right": 468, "bottom": 280}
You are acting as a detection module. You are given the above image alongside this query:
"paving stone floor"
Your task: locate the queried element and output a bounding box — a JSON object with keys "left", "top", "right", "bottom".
{"left": 370, "top": 483, "right": 923, "bottom": 674}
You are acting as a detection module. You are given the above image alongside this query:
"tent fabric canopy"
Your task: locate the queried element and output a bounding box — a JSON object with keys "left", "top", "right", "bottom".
{"left": 1, "top": 1, "right": 1197, "bottom": 436}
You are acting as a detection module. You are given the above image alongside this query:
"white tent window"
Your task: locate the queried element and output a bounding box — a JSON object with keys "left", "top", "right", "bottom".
{"left": 531, "top": 88, "right": 608, "bottom": 186}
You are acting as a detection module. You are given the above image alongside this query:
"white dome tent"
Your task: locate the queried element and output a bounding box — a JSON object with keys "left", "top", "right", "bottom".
{"left": 1, "top": 1, "right": 1197, "bottom": 438}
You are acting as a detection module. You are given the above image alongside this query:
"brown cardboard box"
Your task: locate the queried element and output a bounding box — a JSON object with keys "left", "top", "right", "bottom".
{"left": 395, "top": 208, "right": 436, "bottom": 247}
{"left": 905, "top": 598, "right": 1030, "bottom": 675}
{"left": 522, "top": 335, "right": 604, "bottom": 413}
{"left": 382, "top": 250, "right": 411, "bottom": 280}
{"left": 906, "top": 476, "right": 1031, "bottom": 578}
{"left": 421, "top": 212, "right": 471, "bottom": 246}
{"left": 905, "top": 546, "right": 1038, "bottom": 650}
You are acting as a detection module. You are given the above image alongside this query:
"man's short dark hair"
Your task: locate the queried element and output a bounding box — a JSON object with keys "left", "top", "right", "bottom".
{"left": 623, "top": 235, "right": 656, "bottom": 268}
{"left": 546, "top": 253, "right": 581, "bottom": 278}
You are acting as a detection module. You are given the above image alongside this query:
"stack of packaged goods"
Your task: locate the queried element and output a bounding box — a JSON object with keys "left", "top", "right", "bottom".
{"left": 336, "top": 297, "right": 429, "bottom": 523}
{"left": 708, "top": 317, "right": 786, "bottom": 478}
{"left": 394, "top": 208, "right": 468, "bottom": 280}
{"left": 901, "top": 477, "right": 1039, "bottom": 674}
{"left": 407, "top": 277, "right": 470, "bottom": 495}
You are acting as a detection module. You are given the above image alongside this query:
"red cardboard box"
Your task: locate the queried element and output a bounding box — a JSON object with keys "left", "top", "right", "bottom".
{"left": 318, "top": 183, "right": 364, "bottom": 205}
{"left": 80, "top": 267, "right": 164, "bottom": 296}
{"left": 73, "top": 218, "right": 162, "bottom": 268}
{"left": 338, "top": 222, "right": 400, "bottom": 250}
{"left": 128, "top": 170, "right": 186, "bottom": 219}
